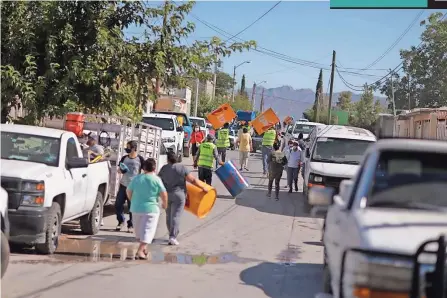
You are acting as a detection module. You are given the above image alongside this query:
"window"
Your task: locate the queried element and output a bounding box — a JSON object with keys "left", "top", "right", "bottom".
{"left": 142, "top": 117, "right": 175, "bottom": 131}
{"left": 311, "top": 137, "right": 374, "bottom": 165}
{"left": 293, "top": 124, "right": 315, "bottom": 134}
{"left": 66, "top": 138, "right": 79, "bottom": 160}
{"left": 1, "top": 132, "right": 60, "bottom": 167}
{"left": 368, "top": 150, "right": 447, "bottom": 209}
{"left": 191, "top": 118, "right": 206, "bottom": 128}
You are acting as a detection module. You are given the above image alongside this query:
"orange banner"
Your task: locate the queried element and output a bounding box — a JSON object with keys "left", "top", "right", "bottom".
{"left": 283, "top": 116, "right": 293, "bottom": 125}
{"left": 206, "top": 103, "right": 237, "bottom": 129}
{"left": 251, "top": 108, "right": 280, "bottom": 135}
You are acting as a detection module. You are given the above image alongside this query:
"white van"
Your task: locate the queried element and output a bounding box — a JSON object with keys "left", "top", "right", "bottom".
{"left": 142, "top": 113, "right": 184, "bottom": 161}
{"left": 285, "top": 121, "right": 325, "bottom": 143}
{"left": 189, "top": 116, "right": 208, "bottom": 136}
{"left": 303, "top": 125, "right": 377, "bottom": 203}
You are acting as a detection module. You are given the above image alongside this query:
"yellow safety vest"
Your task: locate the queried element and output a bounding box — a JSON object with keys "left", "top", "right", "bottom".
{"left": 216, "top": 128, "right": 230, "bottom": 148}
{"left": 262, "top": 129, "right": 276, "bottom": 146}
{"left": 198, "top": 142, "right": 216, "bottom": 168}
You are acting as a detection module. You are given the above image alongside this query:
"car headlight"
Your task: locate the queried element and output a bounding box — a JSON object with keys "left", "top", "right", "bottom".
{"left": 21, "top": 194, "right": 44, "bottom": 206}
{"left": 309, "top": 174, "right": 323, "bottom": 183}
{"left": 343, "top": 251, "right": 418, "bottom": 297}
{"left": 22, "top": 181, "right": 45, "bottom": 192}
{"left": 162, "top": 137, "right": 175, "bottom": 143}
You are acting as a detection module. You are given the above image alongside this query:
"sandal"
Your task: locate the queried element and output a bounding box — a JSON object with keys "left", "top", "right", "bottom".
{"left": 136, "top": 254, "right": 148, "bottom": 260}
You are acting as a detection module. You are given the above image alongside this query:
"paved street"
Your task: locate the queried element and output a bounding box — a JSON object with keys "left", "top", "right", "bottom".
{"left": 2, "top": 150, "right": 324, "bottom": 298}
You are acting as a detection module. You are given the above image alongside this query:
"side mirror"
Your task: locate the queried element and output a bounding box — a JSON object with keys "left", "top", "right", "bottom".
{"left": 67, "top": 157, "right": 89, "bottom": 169}
{"left": 308, "top": 187, "right": 335, "bottom": 206}
{"left": 306, "top": 148, "right": 310, "bottom": 158}
{"left": 176, "top": 126, "right": 184, "bottom": 132}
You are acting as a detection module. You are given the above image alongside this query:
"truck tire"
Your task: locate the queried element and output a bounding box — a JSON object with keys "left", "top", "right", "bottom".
{"left": 183, "top": 146, "right": 190, "bottom": 158}
{"left": 35, "top": 202, "right": 61, "bottom": 255}
{"left": 1, "top": 231, "right": 9, "bottom": 278}
{"left": 80, "top": 191, "right": 103, "bottom": 235}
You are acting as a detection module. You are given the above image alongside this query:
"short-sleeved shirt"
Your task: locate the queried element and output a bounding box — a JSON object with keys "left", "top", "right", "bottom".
{"left": 89, "top": 144, "right": 105, "bottom": 155}
{"left": 158, "top": 163, "right": 190, "bottom": 194}
{"left": 119, "top": 155, "right": 145, "bottom": 187}
{"left": 128, "top": 173, "right": 166, "bottom": 214}
{"left": 239, "top": 133, "right": 252, "bottom": 152}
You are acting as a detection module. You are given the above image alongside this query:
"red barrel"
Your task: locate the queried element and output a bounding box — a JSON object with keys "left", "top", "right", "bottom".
{"left": 64, "top": 112, "right": 85, "bottom": 137}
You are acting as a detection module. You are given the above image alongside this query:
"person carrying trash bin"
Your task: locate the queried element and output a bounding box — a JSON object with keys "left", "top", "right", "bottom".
{"left": 194, "top": 134, "right": 224, "bottom": 185}
{"left": 215, "top": 123, "right": 230, "bottom": 168}
{"left": 261, "top": 126, "right": 276, "bottom": 175}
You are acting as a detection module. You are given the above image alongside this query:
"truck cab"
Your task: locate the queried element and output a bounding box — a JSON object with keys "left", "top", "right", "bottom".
{"left": 1, "top": 124, "right": 109, "bottom": 254}
{"left": 152, "top": 111, "right": 192, "bottom": 158}
{"left": 142, "top": 113, "right": 184, "bottom": 162}
{"left": 285, "top": 120, "right": 325, "bottom": 144}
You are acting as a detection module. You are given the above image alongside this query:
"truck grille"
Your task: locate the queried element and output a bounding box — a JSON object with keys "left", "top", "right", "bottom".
{"left": 324, "top": 176, "right": 344, "bottom": 192}
{"left": 1, "top": 177, "right": 22, "bottom": 209}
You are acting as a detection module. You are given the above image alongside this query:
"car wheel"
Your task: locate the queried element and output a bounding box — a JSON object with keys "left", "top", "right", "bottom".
{"left": 1, "top": 231, "right": 10, "bottom": 278}
{"left": 80, "top": 191, "right": 104, "bottom": 235}
{"left": 36, "top": 202, "right": 61, "bottom": 255}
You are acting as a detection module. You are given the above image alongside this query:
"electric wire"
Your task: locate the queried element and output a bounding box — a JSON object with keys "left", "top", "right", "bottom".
{"left": 224, "top": 1, "right": 282, "bottom": 43}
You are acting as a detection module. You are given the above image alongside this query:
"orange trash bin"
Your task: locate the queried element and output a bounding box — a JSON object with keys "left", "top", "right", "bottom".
{"left": 185, "top": 180, "right": 217, "bottom": 219}
{"left": 65, "top": 112, "right": 85, "bottom": 137}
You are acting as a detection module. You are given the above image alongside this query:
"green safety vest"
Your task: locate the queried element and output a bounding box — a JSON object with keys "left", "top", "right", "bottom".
{"left": 262, "top": 129, "right": 276, "bottom": 146}
{"left": 216, "top": 128, "right": 230, "bottom": 148}
{"left": 198, "top": 142, "right": 216, "bottom": 168}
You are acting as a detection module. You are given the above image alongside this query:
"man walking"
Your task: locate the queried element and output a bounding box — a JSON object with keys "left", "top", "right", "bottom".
{"left": 115, "top": 140, "right": 144, "bottom": 233}
{"left": 267, "top": 143, "right": 288, "bottom": 201}
{"left": 194, "top": 134, "right": 224, "bottom": 185}
{"left": 237, "top": 127, "right": 252, "bottom": 171}
{"left": 261, "top": 126, "right": 276, "bottom": 175}
{"left": 285, "top": 141, "right": 302, "bottom": 193}
{"left": 215, "top": 123, "right": 230, "bottom": 168}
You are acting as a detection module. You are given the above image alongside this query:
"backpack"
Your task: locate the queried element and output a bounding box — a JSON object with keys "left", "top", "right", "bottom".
{"left": 272, "top": 151, "right": 287, "bottom": 166}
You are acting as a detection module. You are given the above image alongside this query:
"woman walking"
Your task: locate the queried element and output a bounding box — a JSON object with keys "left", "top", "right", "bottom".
{"left": 126, "top": 158, "right": 168, "bottom": 259}
{"left": 190, "top": 124, "right": 205, "bottom": 157}
{"left": 159, "top": 151, "right": 208, "bottom": 246}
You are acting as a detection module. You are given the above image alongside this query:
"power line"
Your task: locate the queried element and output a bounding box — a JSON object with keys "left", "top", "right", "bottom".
{"left": 361, "top": 10, "right": 425, "bottom": 71}
{"left": 224, "top": 1, "right": 282, "bottom": 43}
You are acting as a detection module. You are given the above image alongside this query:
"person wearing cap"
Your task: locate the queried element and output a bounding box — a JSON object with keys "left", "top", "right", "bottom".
{"left": 261, "top": 127, "right": 276, "bottom": 175}
{"left": 194, "top": 134, "right": 224, "bottom": 185}
{"left": 86, "top": 133, "right": 105, "bottom": 161}
{"left": 285, "top": 140, "right": 302, "bottom": 193}
{"left": 115, "top": 140, "right": 145, "bottom": 233}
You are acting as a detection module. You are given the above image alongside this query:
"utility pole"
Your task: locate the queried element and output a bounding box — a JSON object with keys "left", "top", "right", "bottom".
{"left": 327, "top": 50, "right": 336, "bottom": 124}
{"left": 315, "top": 92, "right": 320, "bottom": 123}
{"left": 156, "top": 0, "right": 169, "bottom": 96}
{"left": 231, "top": 65, "right": 236, "bottom": 102}
{"left": 260, "top": 88, "right": 265, "bottom": 112}
{"left": 408, "top": 75, "right": 411, "bottom": 110}
{"left": 390, "top": 72, "right": 396, "bottom": 116}
{"left": 194, "top": 78, "right": 199, "bottom": 117}
{"left": 251, "top": 83, "right": 256, "bottom": 108}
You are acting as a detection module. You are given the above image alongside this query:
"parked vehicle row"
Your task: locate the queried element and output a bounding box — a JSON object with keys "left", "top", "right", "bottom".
{"left": 309, "top": 138, "right": 447, "bottom": 298}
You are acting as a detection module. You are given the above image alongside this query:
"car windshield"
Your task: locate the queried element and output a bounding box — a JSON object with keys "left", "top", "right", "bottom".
{"left": 1, "top": 132, "right": 60, "bottom": 167}
{"left": 191, "top": 118, "right": 205, "bottom": 128}
{"left": 293, "top": 124, "right": 315, "bottom": 134}
{"left": 142, "top": 117, "right": 175, "bottom": 131}
{"left": 368, "top": 150, "right": 447, "bottom": 210}
{"left": 311, "top": 137, "right": 373, "bottom": 165}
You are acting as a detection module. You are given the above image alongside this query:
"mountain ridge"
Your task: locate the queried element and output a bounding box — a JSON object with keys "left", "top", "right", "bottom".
{"left": 246, "top": 85, "right": 387, "bottom": 119}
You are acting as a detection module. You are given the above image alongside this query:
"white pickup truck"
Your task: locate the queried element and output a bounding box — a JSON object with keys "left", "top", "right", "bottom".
{"left": 1, "top": 124, "right": 109, "bottom": 254}
{"left": 310, "top": 139, "right": 447, "bottom": 298}
{"left": 1, "top": 187, "right": 9, "bottom": 278}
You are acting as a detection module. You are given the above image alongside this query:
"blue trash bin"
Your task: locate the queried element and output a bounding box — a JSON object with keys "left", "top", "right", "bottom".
{"left": 215, "top": 160, "right": 250, "bottom": 198}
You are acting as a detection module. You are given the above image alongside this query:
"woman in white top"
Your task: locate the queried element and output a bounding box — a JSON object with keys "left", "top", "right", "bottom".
{"left": 285, "top": 141, "right": 302, "bottom": 193}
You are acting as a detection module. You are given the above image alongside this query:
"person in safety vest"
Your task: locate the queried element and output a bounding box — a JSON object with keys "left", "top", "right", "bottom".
{"left": 193, "top": 134, "right": 224, "bottom": 185}
{"left": 261, "top": 126, "right": 277, "bottom": 175}
{"left": 215, "top": 123, "right": 230, "bottom": 168}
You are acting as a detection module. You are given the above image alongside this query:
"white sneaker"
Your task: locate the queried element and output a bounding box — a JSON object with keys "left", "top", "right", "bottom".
{"left": 169, "top": 238, "right": 180, "bottom": 246}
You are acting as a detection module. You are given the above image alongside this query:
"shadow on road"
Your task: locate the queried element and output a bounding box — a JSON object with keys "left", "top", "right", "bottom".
{"left": 239, "top": 262, "right": 323, "bottom": 298}
{"left": 235, "top": 188, "right": 321, "bottom": 218}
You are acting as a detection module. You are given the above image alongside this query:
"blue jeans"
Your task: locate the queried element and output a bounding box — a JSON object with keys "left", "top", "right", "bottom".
{"left": 115, "top": 184, "right": 133, "bottom": 227}
{"left": 287, "top": 167, "right": 300, "bottom": 188}
{"left": 261, "top": 145, "right": 272, "bottom": 173}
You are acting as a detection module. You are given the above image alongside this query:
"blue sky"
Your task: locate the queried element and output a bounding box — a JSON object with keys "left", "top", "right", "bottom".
{"left": 126, "top": 1, "right": 444, "bottom": 94}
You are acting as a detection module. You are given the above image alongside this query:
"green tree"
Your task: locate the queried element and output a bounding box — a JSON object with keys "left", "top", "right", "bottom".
{"left": 377, "top": 13, "right": 447, "bottom": 109}
{"left": 240, "top": 74, "right": 246, "bottom": 96}
{"left": 313, "top": 69, "right": 323, "bottom": 121}
{"left": 351, "top": 85, "right": 378, "bottom": 130}
{"left": 230, "top": 94, "right": 252, "bottom": 111}
{"left": 336, "top": 91, "right": 353, "bottom": 111}
{"left": 215, "top": 71, "right": 234, "bottom": 97}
